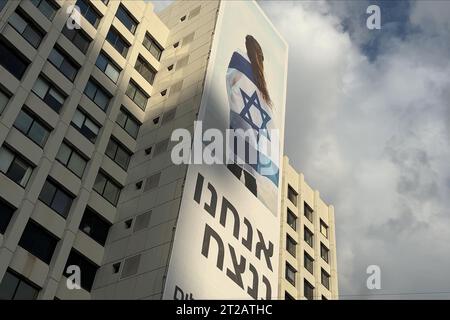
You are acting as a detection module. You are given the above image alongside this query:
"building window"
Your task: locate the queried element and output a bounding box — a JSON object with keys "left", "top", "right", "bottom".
{"left": 95, "top": 51, "right": 121, "bottom": 83}
{"left": 0, "top": 39, "right": 30, "bottom": 80}
{"left": 135, "top": 55, "right": 156, "bottom": 85}
{"left": 18, "top": 220, "right": 58, "bottom": 264}
{"left": 93, "top": 171, "right": 122, "bottom": 206}
{"left": 0, "top": 88, "right": 10, "bottom": 115}
{"left": 320, "top": 219, "right": 329, "bottom": 238}
{"left": 8, "top": 10, "right": 45, "bottom": 49}
{"left": 56, "top": 142, "right": 87, "bottom": 178}
{"left": 304, "top": 280, "right": 314, "bottom": 300}
{"left": 304, "top": 203, "right": 313, "bottom": 223}
{"left": 75, "top": 0, "right": 101, "bottom": 28}
{"left": 285, "top": 263, "right": 296, "bottom": 286}
{"left": 126, "top": 80, "right": 148, "bottom": 111}
{"left": 106, "top": 27, "right": 129, "bottom": 57}
{"left": 84, "top": 78, "right": 111, "bottom": 111}
{"left": 321, "top": 269, "right": 330, "bottom": 290}
{"left": 101, "top": 0, "right": 109, "bottom": 5}
{"left": 287, "top": 185, "right": 297, "bottom": 205}
{"left": 71, "top": 108, "right": 100, "bottom": 143}
{"left": 115, "top": 5, "right": 138, "bottom": 34}
{"left": 62, "top": 24, "right": 91, "bottom": 54}
{"left": 116, "top": 107, "right": 140, "bottom": 139}
{"left": 64, "top": 250, "right": 99, "bottom": 292}
{"left": 304, "top": 226, "right": 313, "bottom": 248}
{"left": 286, "top": 235, "right": 296, "bottom": 257}
{"left": 0, "top": 269, "right": 39, "bottom": 300}
{"left": 320, "top": 243, "right": 329, "bottom": 263}
{"left": 287, "top": 208, "right": 296, "bottom": 231}
{"left": 38, "top": 179, "right": 74, "bottom": 218}
{"left": 0, "top": 199, "right": 15, "bottom": 234}
{"left": 31, "top": 0, "right": 58, "bottom": 21}
{"left": 13, "top": 109, "right": 51, "bottom": 147}
{"left": 32, "top": 76, "right": 66, "bottom": 113}
{"left": 285, "top": 292, "right": 295, "bottom": 300}
{"left": 143, "top": 33, "right": 162, "bottom": 61}
{"left": 48, "top": 46, "right": 79, "bottom": 81}
{"left": 0, "top": 146, "right": 33, "bottom": 187}
{"left": 322, "top": 295, "right": 328, "bottom": 300}
{"left": 105, "top": 138, "right": 132, "bottom": 170}
{"left": 79, "top": 207, "right": 111, "bottom": 246}
{"left": 304, "top": 252, "right": 314, "bottom": 275}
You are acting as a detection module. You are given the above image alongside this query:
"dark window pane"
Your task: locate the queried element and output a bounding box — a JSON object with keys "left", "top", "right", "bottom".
{"left": 19, "top": 221, "right": 58, "bottom": 264}
{"left": 28, "top": 122, "right": 49, "bottom": 147}
{"left": 14, "top": 281, "right": 39, "bottom": 300}
{"left": 13, "top": 111, "right": 33, "bottom": 135}
{"left": 0, "top": 200, "right": 15, "bottom": 234}
{"left": 52, "top": 189, "right": 73, "bottom": 218}
{"left": 116, "top": 5, "right": 137, "bottom": 34}
{"left": 38, "top": 180, "right": 56, "bottom": 206}
{"left": 0, "top": 271, "right": 19, "bottom": 300}
{"left": 0, "top": 39, "right": 29, "bottom": 79}
{"left": 75, "top": 0, "right": 100, "bottom": 27}
{"left": 93, "top": 173, "right": 107, "bottom": 194}
{"left": 79, "top": 208, "right": 111, "bottom": 246}
{"left": 103, "top": 181, "right": 119, "bottom": 205}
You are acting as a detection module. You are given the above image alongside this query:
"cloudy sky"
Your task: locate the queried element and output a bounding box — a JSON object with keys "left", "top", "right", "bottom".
{"left": 153, "top": 0, "right": 450, "bottom": 299}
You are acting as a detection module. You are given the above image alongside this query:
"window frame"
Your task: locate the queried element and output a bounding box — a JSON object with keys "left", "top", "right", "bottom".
{"left": 38, "top": 179, "right": 74, "bottom": 218}
{"left": 286, "top": 208, "right": 297, "bottom": 231}
{"left": 116, "top": 106, "right": 141, "bottom": 139}
{"left": 321, "top": 268, "right": 330, "bottom": 290}
{"left": 320, "top": 242, "right": 330, "bottom": 263}
{"left": 286, "top": 234, "right": 296, "bottom": 258}
{"left": 55, "top": 141, "right": 88, "bottom": 178}
{"left": 106, "top": 27, "right": 130, "bottom": 57}
{"left": 304, "top": 251, "right": 314, "bottom": 275}
{"left": 285, "top": 263, "right": 296, "bottom": 286}
{"left": 71, "top": 108, "right": 101, "bottom": 143}
{"left": 47, "top": 46, "right": 80, "bottom": 81}
{"left": 79, "top": 207, "right": 111, "bottom": 246}
{"left": 13, "top": 108, "right": 51, "bottom": 148}
{"left": 105, "top": 137, "right": 132, "bottom": 170}
{"left": 135, "top": 55, "right": 156, "bottom": 85}
{"left": 0, "top": 145, "right": 34, "bottom": 187}
{"left": 93, "top": 171, "right": 122, "bottom": 206}
{"left": 0, "top": 38, "right": 30, "bottom": 80}
{"left": 115, "top": 4, "right": 138, "bottom": 34}
{"left": 304, "top": 226, "right": 314, "bottom": 248}
{"left": 31, "top": 0, "right": 59, "bottom": 21}
{"left": 84, "top": 78, "right": 111, "bottom": 111}
{"left": 126, "top": 80, "right": 148, "bottom": 111}
{"left": 320, "top": 219, "right": 329, "bottom": 238}
{"left": 32, "top": 76, "right": 66, "bottom": 113}
{"left": 18, "top": 220, "right": 58, "bottom": 264}
{"left": 61, "top": 24, "right": 92, "bottom": 54}
{"left": 0, "top": 199, "right": 15, "bottom": 235}
{"left": 304, "top": 279, "right": 314, "bottom": 300}
{"left": 95, "top": 51, "right": 121, "bottom": 83}
{"left": 75, "top": 0, "right": 101, "bottom": 28}
{"left": 8, "top": 9, "right": 45, "bottom": 49}
{"left": 0, "top": 87, "right": 11, "bottom": 115}
{"left": 304, "top": 202, "right": 314, "bottom": 222}
{"left": 287, "top": 184, "right": 297, "bottom": 206}
{"left": 143, "top": 32, "right": 163, "bottom": 61}
{"left": 0, "top": 269, "right": 40, "bottom": 300}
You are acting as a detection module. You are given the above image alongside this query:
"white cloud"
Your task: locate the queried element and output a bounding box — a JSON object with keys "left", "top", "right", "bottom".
{"left": 261, "top": 0, "right": 450, "bottom": 298}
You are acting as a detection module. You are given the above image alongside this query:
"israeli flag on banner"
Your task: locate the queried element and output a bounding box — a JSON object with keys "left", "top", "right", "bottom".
{"left": 226, "top": 50, "right": 280, "bottom": 212}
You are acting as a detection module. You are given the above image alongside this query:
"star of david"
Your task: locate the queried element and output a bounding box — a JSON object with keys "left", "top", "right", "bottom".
{"left": 239, "top": 88, "right": 271, "bottom": 140}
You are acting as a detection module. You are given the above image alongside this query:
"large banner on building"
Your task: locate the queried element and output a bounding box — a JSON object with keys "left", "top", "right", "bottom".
{"left": 163, "top": 0, "right": 288, "bottom": 299}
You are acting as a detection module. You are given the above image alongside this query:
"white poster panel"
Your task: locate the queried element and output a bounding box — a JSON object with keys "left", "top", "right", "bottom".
{"left": 163, "top": 0, "right": 288, "bottom": 299}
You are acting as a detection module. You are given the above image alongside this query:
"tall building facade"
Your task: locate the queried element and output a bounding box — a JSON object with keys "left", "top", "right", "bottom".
{"left": 0, "top": 0, "right": 337, "bottom": 300}
{"left": 279, "top": 156, "right": 339, "bottom": 299}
